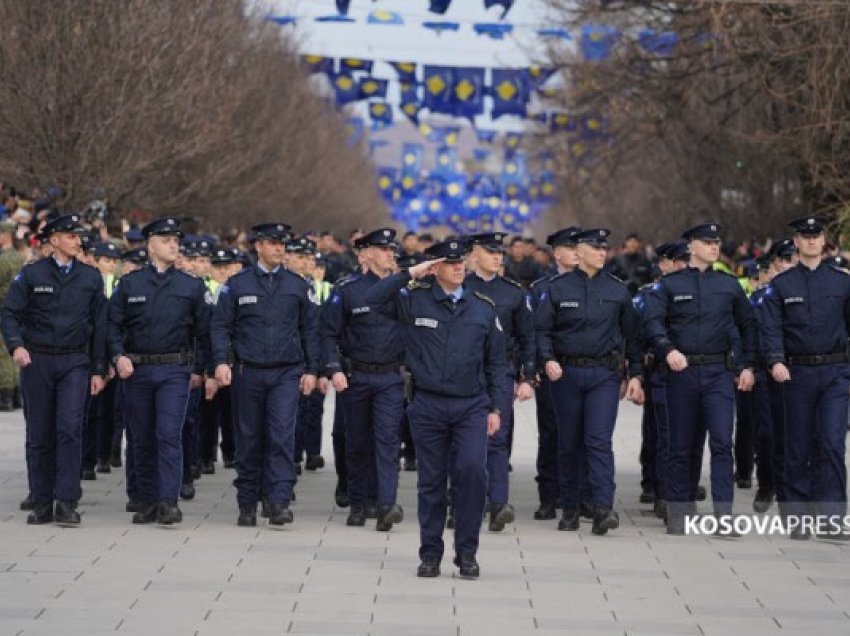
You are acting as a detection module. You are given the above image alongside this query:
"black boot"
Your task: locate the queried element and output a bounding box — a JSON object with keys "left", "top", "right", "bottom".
{"left": 81, "top": 466, "right": 96, "bottom": 481}
{"left": 157, "top": 501, "right": 182, "bottom": 525}
{"left": 179, "top": 482, "right": 195, "bottom": 500}
{"left": 376, "top": 504, "right": 404, "bottom": 531}
{"left": 534, "top": 501, "right": 557, "bottom": 520}
{"left": 334, "top": 481, "right": 349, "bottom": 508}
{"left": 132, "top": 502, "right": 158, "bottom": 524}
{"left": 695, "top": 485, "right": 707, "bottom": 501}
{"left": 109, "top": 448, "right": 122, "bottom": 468}
{"left": 237, "top": 504, "right": 257, "bottom": 527}
{"left": 96, "top": 460, "right": 111, "bottom": 474}
{"left": 305, "top": 455, "right": 325, "bottom": 471}
{"left": 268, "top": 503, "right": 293, "bottom": 526}
{"left": 364, "top": 502, "right": 378, "bottom": 519}
{"left": 753, "top": 488, "right": 774, "bottom": 513}
{"left": 27, "top": 502, "right": 54, "bottom": 525}
{"left": 488, "top": 503, "right": 515, "bottom": 532}
{"left": 417, "top": 559, "right": 441, "bottom": 578}
{"left": 201, "top": 461, "right": 215, "bottom": 475}
{"left": 0, "top": 388, "right": 14, "bottom": 411}
{"left": 453, "top": 554, "right": 480, "bottom": 579}
{"left": 19, "top": 492, "right": 34, "bottom": 511}
{"left": 402, "top": 457, "right": 417, "bottom": 471}
{"left": 591, "top": 508, "right": 620, "bottom": 536}
{"left": 558, "top": 508, "right": 580, "bottom": 531}
{"left": 346, "top": 506, "right": 366, "bottom": 527}
{"left": 639, "top": 486, "right": 655, "bottom": 504}
{"left": 54, "top": 500, "right": 81, "bottom": 526}
{"left": 12, "top": 386, "right": 22, "bottom": 409}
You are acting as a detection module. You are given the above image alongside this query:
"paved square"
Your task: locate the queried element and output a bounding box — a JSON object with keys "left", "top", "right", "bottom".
{"left": 1, "top": 397, "right": 848, "bottom": 635}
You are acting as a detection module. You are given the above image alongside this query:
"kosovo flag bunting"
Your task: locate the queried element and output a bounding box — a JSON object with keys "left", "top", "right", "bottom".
{"left": 343, "top": 117, "right": 364, "bottom": 146}
{"left": 490, "top": 69, "right": 528, "bottom": 119}
{"left": 422, "top": 21, "right": 460, "bottom": 34}
{"left": 581, "top": 114, "right": 605, "bottom": 138}
{"left": 400, "top": 82, "right": 422, "bottom": 124}
{"left": 580, "top": 24, "right": 621, "bottom": 62}
{"left": 368, "top": 9, "right": 404, "bottom": 25}
{"left": 475, "top": 129, "right": 498, "bottom": 144}
{"left": 484, "top": 0, "right": 514, "bottom": 19}
{"left": 358, "top": 78, "right": 388, "bottom": 100}
{"left": 473, "top": 23, "right": 514, "bottom": 40}
{"left": 330, "top": 73, "right": 359, "bottom": 104}
{"left": 429, "top": 0, "right": 452, "bottom": 14}
{"left": 536, "top": 27, "right": 570, "bottom": 40}
{"left": 433, "top": 146, "right": 458, "bottom": 178}
{"left": 638, "top": 29, "right": 680, "bottom": 57}
{"left": 300, "top": 55, "right": 333, "bottom": 75}
{"left": 369, "top": 102, "right": 394, "bottom": 129}
{"left": 473, "top": 148, "right": 491, "bottom": 162}
{"left": 267, "top": 15, "right": 297, "bottom": 26}
{"left": 504, "top": 132, "right": 523, "bottom": 151}
{"left": 389, "top": 62, "right": 417, "bottom": 83}
{"left": 524, "top": 65, "right": 557, "bottom": 88}
{"left": 336, "top": 0, "right": 351, "bottom": 15}
{"left": 340, "top": 58, "right": 374, "bottom": 73}
{"left": 549, "top": 112, "right": 576, "bottom": 132}
{"left": 377, "top": 167, "right": 397, "bottom": 201}
{"left": 401, "top": 143, "right": 424, "bottom": 191}
{"left": 423, "top": 66, "right": 456, "bottom": 115}
{"left": 453, "top": 67, "right": 486, "bottom": 119}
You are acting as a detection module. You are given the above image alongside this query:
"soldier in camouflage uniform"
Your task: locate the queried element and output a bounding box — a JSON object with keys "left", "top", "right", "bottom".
{"left": 0, "top": 220, "right": 25, "bottom": 411}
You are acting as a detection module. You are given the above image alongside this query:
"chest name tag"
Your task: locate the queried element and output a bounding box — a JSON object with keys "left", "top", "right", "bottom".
{"left": 559, "top": 301, "right": 579, "bottom": 308}
{"left": 33, "top": 286, "right": 53, "bottom": 294}
{"left": 238, "top": 295, "right": 258, "bottom": 305}
{"left": 351, "top": 306, "right": 370, "bottom": 315}
{"left": 673, "top": 295, "right": 693, "bottom": 302}
{"left": 784, "top": 296, "right": 804, "bottom": 305}
{"left": 415, "top": 317, "right": 438, "bottom": 329}
{"left": 128, "top": 296, "right": 146, "bottom": 303}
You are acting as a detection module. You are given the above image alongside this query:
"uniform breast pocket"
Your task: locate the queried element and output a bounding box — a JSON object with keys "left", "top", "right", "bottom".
{"left": 164, "top": 292, "right": 194, "bottom": 317}
{"left": 783, "top": 299, "right": 808, "bottom": 325}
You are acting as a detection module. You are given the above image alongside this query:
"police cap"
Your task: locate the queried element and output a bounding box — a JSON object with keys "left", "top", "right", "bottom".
{"left": 574, "top": 228, "right": 611, "bottom": 248}
{"left": 354, "top": 228, "right": 397, "bottom": 248}
{"left": 546, "top": 226, "right": 582, "bottom": 247}
{"left": 42, "top": 213, "right": 85, "bottom": 237}
{"left": 121, "top": 248, "right": 148, "bottom": 265}
{"left": 424, "top": 239, "right": 468, "bottom": 263}
{"left": 141, "top": 216, "right": 184, "bottom": 239}
{"left": 788, "top": 216, "right": 825, "bottom": 236}
{"left": 767, "top": 238, "right": 796, "bottom": 260}
{"left": 93, "top": 242, "right": 121, "bottom": 259}
{"left": 468, "top": 232, "right": 507, "bottom": 253}
{"left": 286, "top": 236, "right": 317, "bottom": 254}
{"left": 681, "top": 222, "right": 722, "bottom": 242}
{"left": 251, "top": 223, "right": 292, "bottom": 243}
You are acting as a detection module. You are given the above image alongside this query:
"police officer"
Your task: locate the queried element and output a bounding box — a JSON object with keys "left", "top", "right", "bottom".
{"left": 108, "top": 216, "right": 210, "bottom": 525}
{"left": 760, "top": 216, "right": 850, "bottom": 539}
{"left": 1, "top": 213, "right": 107, "bottom": 525}
{"left": 210, "top": 223, "right": 320, "bottom": 527}
{"left": 321, "top": 228, "right": 407, "bottom": 531}
{"left": 644, "top": 223, "right": 756, "bottom": 535}
{"left": 365, "top": 239, "right": 506, "bottom": 579}
{"left": 532, "top": 227, "right": 582, "bottom": 520}
{"left": 465, "top": 232, "right": 536, "bottom": 532}
{"left": 536, "top": 229, "right": 644, "bottom": 535}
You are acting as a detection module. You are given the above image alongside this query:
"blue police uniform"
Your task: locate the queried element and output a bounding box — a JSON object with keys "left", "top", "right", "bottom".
{"left": 320, "top": 228, "right": 407, "bottom": 530}
{"left": 760, "top": 217, "right": 850, "bottom": 533}
{"left": 644, "top": 223, "right": 756, "bottom": 531}
{"left": 365, "top": 239, "right": 507, "bottom": 578}
{"left": 210, "top": 223, "right": 320, "bottom": 527}
{"left": 464, "top": 232, "right": 536, "bottom": 532}
{"left": 107, "top": 217, "right": 210, "bottom": 525}
{"left": 1, "top": 214, "right": 107, "bottom": 525}
{"left": 536, "top": 229, "right": 643, "bottom": 534}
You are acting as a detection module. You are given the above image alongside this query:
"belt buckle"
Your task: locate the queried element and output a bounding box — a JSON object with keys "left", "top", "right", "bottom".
{"left": 814, "top": 354, "right": 824, "bottom": 364}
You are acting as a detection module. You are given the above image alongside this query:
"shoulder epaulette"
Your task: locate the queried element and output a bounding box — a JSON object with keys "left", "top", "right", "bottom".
{"left": 473, "top": 291, "right": 495, "bottom": 306}
{"left": 335, "top": 273, "right": 359, "bottom": 288}
{"left": 606, "top": 272, "right": 626, "bottom": 284}
{"left": 501, "top": 276, "right": 523, "bottom": 288}
{"left": 831, "top": 265, "right": 850, "bottom": 275}
{"left": 408, "top": 279, "right": 431, "bottom": 291}
{"left": 530, "top": 275, "right": 548, "bottom": 288}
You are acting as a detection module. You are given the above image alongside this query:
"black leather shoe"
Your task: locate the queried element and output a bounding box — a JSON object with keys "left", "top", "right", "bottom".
{"left": 109, "top": 448, "right": 122, "bottom": 468}
{"left": 54, "top": 500, "right": 81, "bottom": 526}
{"left": 579, "top": 501, "right": 594, "bottom": 521}
{"left": 179, "top": 483, "right": 195, "bottom": 500}
{"left": 191, "top": 464, "right": 201, "bottom": 480}
{"left": 201, "top": 462, "right": 215, "bottom": 475}
{"left": 695, "top": 485, "right": 707, "bottom": 501}
{"left": 736, "top": 476, "right": 752, "bottom": 489}
{"left": 347, "top": 506, "right": 366, "bottom": 527}
{"left": 96, "top": 461, "right": 111, "bottom": 474}
{"left": 753, "top": 489, "right": 775, "bottom": 514}
{"left": 364, "top": 502, "right": 378, "bottom": 519}
{"left": 19, "top": 492, "right": 34, "bottom": 511}
{"left": 403, "top": 457, "right": 417, "bottom": 472}
{"left": 376, "top": 504, "right": 404, "bottom": 531}
{"left": 223, "top": 458, "right": 235, "bottom": 469}
{"left": 81, "top": 467, "right": 96, "bottom": 481}
{"left": 488, "top": 503, "right": 515, "bottom": 532}
{"left": 126, "top": 499, "right": 141, "bottom": 513}
{"left": 334, "top": 482, "right": 349, "bottom": 508}
{"left": 132, "top": 503, "right": 158, "bottom": 524}
{"left": 534, "top": 502, "right": 557, "bottom": 520}
{"left": 558, "top": 508, "right": 580, "bottom": 531}
{"left": 417, "top": 559, "right": 441, "bottom": 578}
{"left": 268, "top": 503, "right": 293, "bottom": 526}
{"left": 305, "top": 455, "right": 325, "bottom": 471}
{"left": 639, "top": 487, "right": 655, "bottom": 504}
{"left": 654, "top": 499, "right": 668, "bottom": 521}
{"left": 237, "top": 505, "right": 257, "bottom": 527}
{"left": 157, "top": 501, "right": 182, "bottom": 525}
{"left": 592, "top": 508, "right": 620, "bottom": 536}
{"left": 453, "top": 554, "right": 480, "bottom": 579}
{"left": 27, "top": 503, "right": 54, "bottom": 525}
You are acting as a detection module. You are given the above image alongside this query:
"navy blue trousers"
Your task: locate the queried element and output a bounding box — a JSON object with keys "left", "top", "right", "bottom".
{"left": 752, "top": 371, "right": 775, "bottom": 492}
{"left": 534, "top": 377, "right": 559, "bottom": 505}
{"left": 768, "top": 376, "right": 786, "bottom": 501}
{"left": 408, "top": 391, "right": 489, "bottom": 561}
{"left": 82, "top": 377, "right": 118, "bottom": 469}
{"left": 650, "top": 367, "right": 670, "bottom": 501}
{"left": 735, "top": 388, "right": 756, "bottom": 481}
{"left": 342, "top": 371, "right": 404, "bottom": 507}
{"left": 550, "top": 365, "right": 620, "bottom": 510}
{"left": 665, "top": 364, "right": 735, "bottom": 515}
{"left": 201, "top": 385, "right": 234, "bottom": 464}
{"left": 487, "top": 374, "right": 516, "bottom": 505}
{"left": 332, "top": 392, "right": 348, "bottom": 491}
{"left": 640, "top": 381, "right": 657, "bottom": 493}
{"left": 784, "top": 363, "right": 850, "bottom": 518}
{"left": 21, "top": 352, "right": 90, "bottom": 504}
{"left": 182, "top": 387, "right": 202, "bottom": 483}
{"left": 232, "top": 364, "right": 300, "bottom": 508}
{"left": 123, "top": 364, "right": 190, "bottom": 504}
{"left": 296, "top": 388, "right": 324, "bottom": 461}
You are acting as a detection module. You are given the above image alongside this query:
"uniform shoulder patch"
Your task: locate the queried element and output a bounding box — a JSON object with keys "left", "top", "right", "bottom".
{"left": 831, "top": 265, "right": 850, "bottom": 275}
{"left": 473, "top": 291, "right": 496, "bottom": 307}
{"left": 408, "top": 280, "right": 431, "bottom": 291}
{"left": 336, "top": 273, "right": 359, "bottom": 288}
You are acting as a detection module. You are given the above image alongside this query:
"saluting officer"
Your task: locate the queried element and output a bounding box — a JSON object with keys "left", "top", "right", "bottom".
{"left": 464, "top": 232, "right": 536, "bottom": 532}
{"left": 211, "top": 223, "right": 320, "bottom": 528}
{"left": 536, "top": 229, "right": 644, "bottom": 535}
{"left": 365, "top": 239, "right": 506, "bottom": 580}
{"left": 760, "top": 216, "right": 850, "bottom": 539}
{"left": 108, "top": 217, "right": 210, "bottom": 526}
{"left": 320, "top": 228, "right": 406, "bottom": 531}
{"left": 644, "top": 223, "right": 756, "bottom": 534}
{"left": 1, "top": 213, "right": 107, "bottom": 525}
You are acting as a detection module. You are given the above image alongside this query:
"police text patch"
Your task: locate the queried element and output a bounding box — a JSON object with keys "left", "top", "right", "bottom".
{"left": 128, "top": 295, "right": 146, "bottom": 303}
{"left": 351, "top": 306, "right": 370, "bottom": 315}
{"left": 414, "top": 317, "right": 438, "bottom": 329}
{"left": 673, "top": 295, "right": 693, "bottom": 302}
{"left": 238, "top": 295, "right": 258, "bottom": 305}
{"left": 33, "top": 286, "right": 53, "bottom": 294}
{"left": 784, "top": 297, "right": 804, "bottom": 305}
{"left": 559, "top": 301, "right": 579, "bottom": 308}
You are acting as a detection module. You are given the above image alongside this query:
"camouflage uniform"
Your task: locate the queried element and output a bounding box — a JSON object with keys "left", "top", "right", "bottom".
{"left": 0, "top": 246, "right": 24, "bottom": 391}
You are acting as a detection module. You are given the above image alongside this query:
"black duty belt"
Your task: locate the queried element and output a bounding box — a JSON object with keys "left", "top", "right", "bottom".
{"left": 787, "top": 352, "right": 849, "bottom": 366}
{"left": 350, "top": 360, "right": 404, "bottom": 374}
{"left": 127, "top": 352, "right": 189, "bottom": 365}
{"left": 560, "top": 355, "right": 620, "bottom": 369}
{"left": 26, "top": 343, "right": 88, "bottom": 355}
{"left": 684, "top": 353, "right": 726, "bottom": 366}
{"left": 239, "top": 360, "right": 294, "bottom": 369}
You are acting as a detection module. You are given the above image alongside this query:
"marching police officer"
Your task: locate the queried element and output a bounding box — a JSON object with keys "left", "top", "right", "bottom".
{"left": 1, "top": 213, "right": 107, "bottom": 525}
{"left": 464, "top": 232, "right": 536, "bottom": 532}
{"left": 108, "top": 216, "right": 210, "bottom": 525}
{"left": 644, "top": 223, "right": 756, "bottom": 534}
{"left": 536, "top": 229, "right": 644, "bottom": 535}
{"left": 365, "top": 239, "right": 506, "bottom": 579}
{"left": 321, "top": 228, "right": 406, "bottom": 531}
{"left": 210, "top": 223, "right": 320, "bottom": 527}
{"left": 760, "top": 216, "right": 850, "bottom": 539}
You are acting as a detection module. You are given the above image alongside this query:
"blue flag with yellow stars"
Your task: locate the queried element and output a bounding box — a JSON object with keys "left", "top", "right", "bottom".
{"left": 475, "top": 129, "right": 497, "bottom": 144}
{"left": 330, "top": 73, "right": 359, "bottom": 104}
{"left": 430, "top": 126, "right": 461, "bottom": 146}
{"left": 452, "top": 67, "right": 486, "bottom": 119}
{"left": 490, "top": 69, "right": 529, "bottom": 119}
{"left": 423, "top": 66, "right": 455, "bottom": 115}
{"left": 300, "top": 54, "right": 333, "bottom": 75}
{"left": 340, "top": 58, "right": 374, "bottom": 73}
{"left": 484, "top": 0, "right": 514, "bottom": 19}
{"left": 400, "top": 143, "right": 424, "bottom": 192}
{"left": 549, "top": 112, "right": 576, "bottom": 132}
{"left": 433, "top": 146, "right": 458, "bottom": 178}
{"left": 389, "top": 61, "right": 417, "bottom": 83}
{"left": 581, "top": 114, "right": 606, "bottom": 138}
{"left": 377, "top": 167, "right": 397, "bottom": 202}
{"left": 400, "top": 82, "right": 422, "bottom": 124}
{"left": 358, "top": 77, "right": 388, "bottom": 100}
{"left": 580, "top": 24, "right": 621, "bottom": 62}
{"left": 473, "top": 148, "right": 491, "bottom": 162}
{"left": 504, "top": 132, "right": 524, "bottom": 153}
{"left": 369, "top": 102, "right": 394, "bottom": 130}
{"left": 473, "top": 23, "right": 513, "bottom": 40}
{"left": 367, "top": 9, "right": 404, "bottom": 25}
{"left": 524, "top": 65, "right": 557, "bottom": 89}
{"left": 343, "top": 117, "right": 364, "bottom": 146}
{"left": 429, "top": 0, "right": 452, "bottom": 14}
